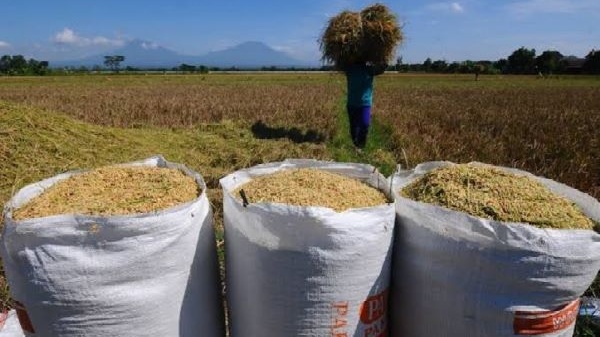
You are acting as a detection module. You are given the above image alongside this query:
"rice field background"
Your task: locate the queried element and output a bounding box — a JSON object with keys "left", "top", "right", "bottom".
{"left": 2, "top": 73, "right": 598, "bottom": 198}
{"left": 1, "top": 73, "right": 599, "bottom": 332}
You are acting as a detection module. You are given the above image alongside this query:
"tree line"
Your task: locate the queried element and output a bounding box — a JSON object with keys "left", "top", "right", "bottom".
{"left": 0, "top": 55, "right": 49, "bottom": 75}
{"left": 2, "top": 47, "right": 600, "bottom": 75}
{"left": 396, "top": 47, "right": 600, "bottom": 75}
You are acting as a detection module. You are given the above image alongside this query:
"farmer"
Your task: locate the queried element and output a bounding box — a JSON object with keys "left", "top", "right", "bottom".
{"left": 343, "top": 61, "right": 387, "bottom": 149}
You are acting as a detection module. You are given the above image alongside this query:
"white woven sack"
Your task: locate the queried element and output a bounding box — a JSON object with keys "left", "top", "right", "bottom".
{"left": 0, "top": 156, "right": 224, "bottom": 337}
{"left": 220, "top": 159, "right": 395, "bottom": 337}
{"left": 390, "top": 161, "right": 600, "bottom": 337}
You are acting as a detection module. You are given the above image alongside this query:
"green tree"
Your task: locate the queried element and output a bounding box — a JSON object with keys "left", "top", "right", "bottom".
{"left": 583, "top": 49, "right": 600, "bottom": 74}
{"left": 447, "top": 62, "right": 460, "bottom": 73}
{"left": 198, "top": 65, "right": 209, "bottom": 74}
{"left": 178, "top": 63, "right": 196, "bottom": 73}
{"left": 473, "top": 63, "right": 485, "bottom": 80}
{"left": 493, "top": 58, "right": 509, "bottom": 74}
{"left": 422, "top": 58, "right": 432, "bottom": 72}
{"left": 104, "top": 55, "right": 125, "bottom": 73}
{"left": 431, "top": 60, "right": 448, "bottom": 73}
{"left": 536, "top": 50, "right": 563, "bottom": 74}
{"left": 0, "top": 55, "right": 49, "bottom": 75}
{"left": 9, "top": 55, "right": 27, "bottom": 75}
{"left": 459, "top": 60, "right": 475, "bottom": 73}
{"left": 39, "top": 61, "right": 49, "bottom": 75}
{"left": 395, "top": 56, "right": 403, "bottom": 72}
{"left": 507, "top": 47, "right": 536, "bottom": 74}
{"left": 0, "top": 55, "right": 11, "bottom": 74}
{"left": 26, "top": 59, "right": 49, "bottom": 75}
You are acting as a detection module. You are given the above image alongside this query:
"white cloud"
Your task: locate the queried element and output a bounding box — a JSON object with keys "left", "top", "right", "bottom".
{"left": 271, "top": 40, "right": 321, "bottom": 63}
{"left": 507, "top": 0, "right": 600, "bottom": 16}
{"left": 53, "top": 28, "right": 79, "bottom": 44}
{"left": 426, "top": 2, "right": 465, "bottom": 14}
{"left": 0, "top": 41, "right": 10, "bottom": 48}
{"left": 141, "top": 41, "right": 159, "bottom": 50}
{"left": 451, "top": 2, "right": 464, "bottom": 13}
{"left": 91, "top": 36, "right": 121, "bottom": 46}
{"left": 52, "top": 28, "right": 125, "bottom": 47}
{"left": 272, "top": 45, "right": 293, "bottom": 53}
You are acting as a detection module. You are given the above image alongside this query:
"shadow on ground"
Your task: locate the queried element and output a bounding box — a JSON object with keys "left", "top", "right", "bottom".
{"left": 251, "top": 120, "right": 326, "bottom": 144}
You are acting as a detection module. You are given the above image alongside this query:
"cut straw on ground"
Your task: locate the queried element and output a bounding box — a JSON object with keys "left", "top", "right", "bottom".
{"left": 400, "top": 164, "right": 595, "bottom": 230}
{"left": 233, "top": 168, "right": 388, "bottom": 212}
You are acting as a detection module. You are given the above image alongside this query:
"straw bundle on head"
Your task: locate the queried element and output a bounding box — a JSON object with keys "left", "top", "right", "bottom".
{"left": 320, "top": 11, "right": 364, "bottom": 68}
{"left": 319, "top": 3, "right": 403, "bottom": 68}
{"left": 360, "top": 3, "right": 403, "bottom": 65}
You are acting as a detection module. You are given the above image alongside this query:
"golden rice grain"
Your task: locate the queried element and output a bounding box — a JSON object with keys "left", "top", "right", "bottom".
{"left": 233, "top": 168, "right": 388, "bottom": 212}
{"left": 400, "top": 164, "right": 595, "bottom": 229}
{"left": 13, "top": 166, "right": 199, "bottom": 220}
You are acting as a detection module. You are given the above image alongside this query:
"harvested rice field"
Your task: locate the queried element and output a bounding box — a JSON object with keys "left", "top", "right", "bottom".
{"left": 400, "top": 164, "right": 595, "bottom": 230}
{"left": 1, "top": 73, "right": 599, "bottom": 314}
{"left": 233, "top": 168, "right": 388, "bottom": 211}
{"left": 13, "top": 166, "right": 199, "bottom": 220}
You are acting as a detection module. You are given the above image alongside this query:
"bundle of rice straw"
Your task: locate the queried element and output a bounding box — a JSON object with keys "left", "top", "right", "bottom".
{"left": 361, "top": 4, "right": 403, "bottom": 66}
{"left": 320, "top": 3, "right": 403, "bottom": 68}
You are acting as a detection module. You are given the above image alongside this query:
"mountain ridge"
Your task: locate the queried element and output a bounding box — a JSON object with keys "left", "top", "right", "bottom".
{"left": 52, "top": 40, "right": 309, "bottom": 68}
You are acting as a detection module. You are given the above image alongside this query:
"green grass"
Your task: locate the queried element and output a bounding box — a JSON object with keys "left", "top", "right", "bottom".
{"left": 327, "top": 98, "right": 397, "bottom": 176}
{"left": 0, "top": 100, "right": 329, "bottom": 199}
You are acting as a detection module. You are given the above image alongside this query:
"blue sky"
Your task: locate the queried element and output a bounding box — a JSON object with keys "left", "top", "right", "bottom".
{"left": 0, "top": 0, "right": 598, "bottom": 64}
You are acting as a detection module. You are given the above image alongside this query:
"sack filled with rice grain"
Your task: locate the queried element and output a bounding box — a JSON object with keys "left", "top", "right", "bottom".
{"left": 220, "top": 159, "right": 394, "bottom": 337}
{"left": 0, "top": 156, "right": 224, "bottom": 337}
{"left": 389, "top": 161, "right": 600, "bottom": 337}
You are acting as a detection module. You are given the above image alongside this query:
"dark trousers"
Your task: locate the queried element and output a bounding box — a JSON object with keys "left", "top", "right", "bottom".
{"left": 347, "top": 105, "right": 371, "bottom": 148}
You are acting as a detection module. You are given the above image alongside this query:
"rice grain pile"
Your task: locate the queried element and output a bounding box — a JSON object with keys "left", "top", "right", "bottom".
{"left": 400, "top": 164, "right": 595, "bottom": 230}
{"left": 320, "top": 3, "right": 403, "bottom": 68}
{"left": 13, "top": 166, "right": 199, "bottom": 220}
{"left": 233, "top": 168, "right": 388, "bottom": 212}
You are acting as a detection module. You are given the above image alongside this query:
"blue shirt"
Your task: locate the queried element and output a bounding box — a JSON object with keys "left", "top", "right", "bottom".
{"left": 345, "top": 64, "right": 385, "bottom": 107}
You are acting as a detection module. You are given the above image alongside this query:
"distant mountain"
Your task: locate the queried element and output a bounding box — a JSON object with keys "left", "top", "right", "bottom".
{"left": 52, "top": 40, "right": 306, "bottom": 68}
{"left": 197, "top": 41, "right": 301, "bottom": 68}
{"left": 52, "top": 39, "right": 196, "bottom": 68}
